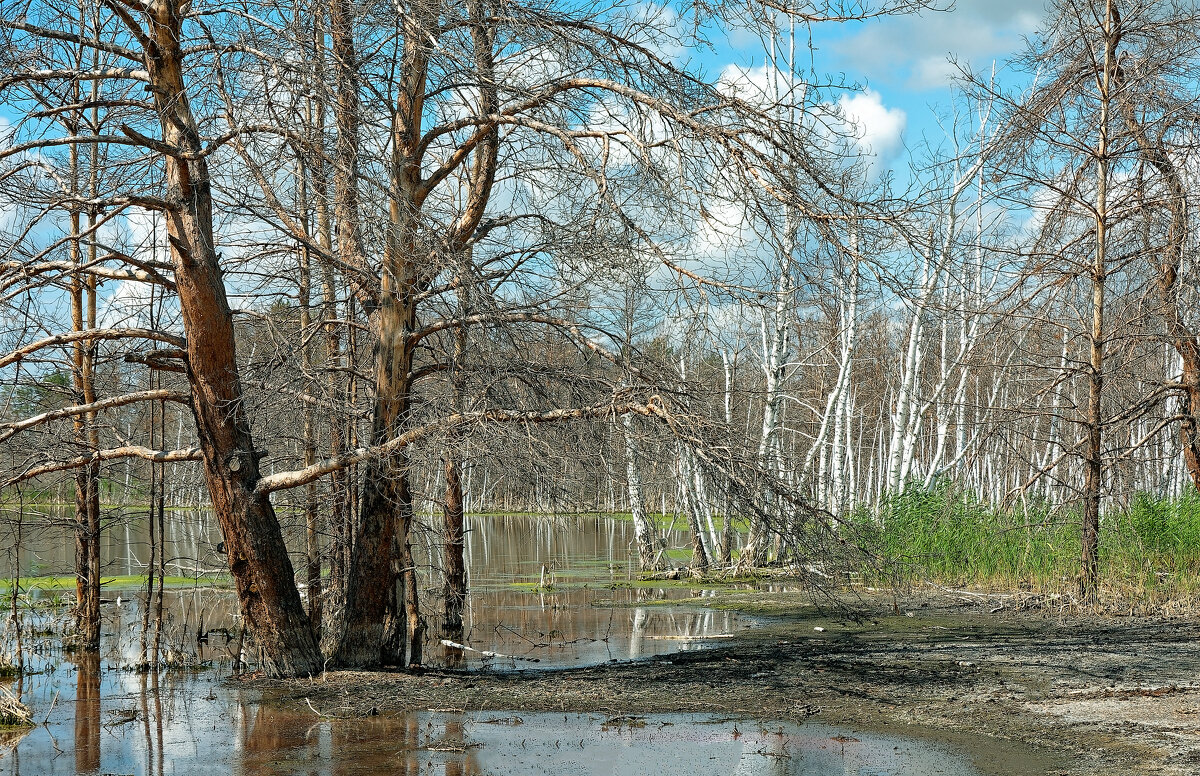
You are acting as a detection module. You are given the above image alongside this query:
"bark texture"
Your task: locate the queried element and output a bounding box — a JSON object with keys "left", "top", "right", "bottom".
{"left": 143, "top": 0, "right": 321, "bottom": 676}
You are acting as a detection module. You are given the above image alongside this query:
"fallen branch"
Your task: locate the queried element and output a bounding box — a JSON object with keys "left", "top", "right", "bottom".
{"left": 0, "top": 327, "right": 185, "bottom": 368}
{"left": 255, "top": 398, "right": 665, "bottom": 494}
{"left": 0, "top": 688, "right": 31, "bottom": 727}
{"left": 0, "top": 389, "right": 189, "bottom": 443}
{"left": 439, "top": 639, "right": 540, "bottom": 663}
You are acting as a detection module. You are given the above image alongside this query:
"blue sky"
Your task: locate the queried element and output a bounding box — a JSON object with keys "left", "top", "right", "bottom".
{"left": 708, "top": 0, "right": 1049, "bottom": 173}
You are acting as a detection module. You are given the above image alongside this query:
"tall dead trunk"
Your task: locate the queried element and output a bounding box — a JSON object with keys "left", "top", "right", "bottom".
{"left": 306, "top": 3, "right": 350, "bottom": 640}
{"left": 718, "top": 349, "right": 736, "bottom": 565}
{"left": 1114, "top": 53, "right": 1200, "bottom": 491}
{"left": 1080, "top": 0, "right": 1118, "bottom": 606}
{"left": 441, "top": 272, "right": 468, "bottom": 637}
{"left": 401, "top": 530, "right": 423, "bottom": 667}
{"left": 740, "top": 279, "right": 790, "bottom": 568}
{"left": 320, "top": 0, "right": 382, "bottom": 665}
{"left": 330, "top": 0, "right": 496, "bottom": 667}
{"left": 295, "top": 158, "right": 322, "bottom": 633}
{"left": 68, "top": 97, "right": 101, "bottom": 651}
{"left": 331, "top": 292, "right": 414, "bottom": 666}
{"left": 142, "top": 0, "right": 320, "bottom": 676}
{"left": 381, "top": 457, "right": 419, "bottom": 665}
{"left": 622, "top": 415, "right": 666, "bottom": 571}
{"left": 301, "top": 252, "right": 322, "bottom": 632}
{"left": 679, "top": 445, "right": 710, "bottom": 571}
{"left": 427, "top": 0, "right": 496, "bottom": 654}
{"left": 441, "top": 451, "right": 465, "bottom": 635}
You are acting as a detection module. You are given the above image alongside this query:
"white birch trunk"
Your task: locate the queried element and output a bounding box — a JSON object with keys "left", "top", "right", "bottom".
{"left": 623, "top": 414, "right": 666, "bottom": 570}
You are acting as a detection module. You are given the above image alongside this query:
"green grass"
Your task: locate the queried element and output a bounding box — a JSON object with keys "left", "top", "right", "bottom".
{"left": 860, "top": 483, "right": 1200, "bottom": 602}
{"left": 0, "top": 574, "right": 232, "bottom": 594}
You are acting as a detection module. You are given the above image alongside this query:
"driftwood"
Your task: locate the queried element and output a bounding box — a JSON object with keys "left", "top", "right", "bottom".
{"left": 439, "top": 639, "right": 540, "bottom": 663}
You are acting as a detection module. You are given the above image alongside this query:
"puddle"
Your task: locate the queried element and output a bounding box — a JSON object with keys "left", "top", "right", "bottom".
{"left": 235, "top": 712, "right": 987, "bottom": 776}
{"left": 443, "top": 515, "right": 753, "bottom": 669}
{"left": 5, "top": 695, "right": 989, "bottom": 776}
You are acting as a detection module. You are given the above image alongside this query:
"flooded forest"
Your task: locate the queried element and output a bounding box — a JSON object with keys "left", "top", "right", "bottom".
{"left": 3, "top": 0, "right": 1200, "bottom": 773}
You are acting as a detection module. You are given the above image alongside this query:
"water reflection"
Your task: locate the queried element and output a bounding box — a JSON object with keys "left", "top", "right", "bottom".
{"left": 72, "top": 653, "right": 100, "bottom": 774}
{"left": 0, "top": 660, "right": 990, "bottom": 776}
{"left": 236, "top": 710, "right": 986, "bottom": 776}
{"left": 0, "top": 510, "right": 751, "bottom": 669}
{"left": 0, "top": 505, "right": 226, "bottom": 581}
{"left": 0, "top": 512, "right": 794, "bottom": 773}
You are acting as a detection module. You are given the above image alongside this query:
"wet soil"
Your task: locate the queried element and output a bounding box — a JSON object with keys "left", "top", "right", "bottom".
{"left": 263, "top": 588, "right": 1200, "bottom": 776}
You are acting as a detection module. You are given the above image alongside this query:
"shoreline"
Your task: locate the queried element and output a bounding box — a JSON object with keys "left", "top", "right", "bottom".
{"left": 254, "top": 587, "right": 1200, "bottom": 774}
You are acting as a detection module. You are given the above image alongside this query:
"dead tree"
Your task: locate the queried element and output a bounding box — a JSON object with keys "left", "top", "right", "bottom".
{"left": 1, "top": 0, "right": 322, "bottom": 675}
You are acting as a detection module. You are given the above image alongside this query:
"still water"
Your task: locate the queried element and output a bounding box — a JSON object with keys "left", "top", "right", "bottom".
{"left": 0, "top": 508, "right": 984, "bottom": 775}
{"left": 0, "top": 509, "right": 748, "bottom": 667}
{"left": 6, "top": 700, "right": 986, "bottom": 776}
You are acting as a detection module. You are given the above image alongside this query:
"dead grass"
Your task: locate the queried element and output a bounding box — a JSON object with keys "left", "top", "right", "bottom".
{"left": 0, "top": 687, "right": 32, "bottom": 727}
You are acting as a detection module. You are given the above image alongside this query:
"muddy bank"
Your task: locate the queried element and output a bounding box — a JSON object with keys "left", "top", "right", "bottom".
{"left": 259, "top": 589, "right": 1200, "bottom": 775}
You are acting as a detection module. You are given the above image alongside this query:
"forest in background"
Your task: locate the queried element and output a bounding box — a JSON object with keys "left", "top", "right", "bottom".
{"left": 3, "top": 0, "right": 1200, "bottom": 676}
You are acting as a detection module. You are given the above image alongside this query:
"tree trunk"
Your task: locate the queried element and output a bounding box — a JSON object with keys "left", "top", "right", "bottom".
{"left": 1114, "top": 49, "right": 1200, "bottom": 492}
{"left": 442, "top": 451, "right": 466, "bottom": 637}
{"left": 144, "top": 0, "right": 321, "bottom": 676}
{"left": 381, "top": 459, "right": 419, "bottom": 665}
{"left": 442, "top": 273, "right": 469, "bottom": 637}
{"left": 306, "top": 1, "right": 350, "bottom": 643}
{"left": 69, "top": 157, "right": 102, "bottom": 653}
{"left": 68, "top": 91, "right": 103, "bottom": 651}
{"left": 329, "top": 293, "right": 413, "bottom": 665}
{"left": 679, "top": 445, "right": 710, "bottom": 571}
{"left": 741, "top": 283, "right": 789, "bottom": 568}
{"left": 297, "top": 164, "right": 322, "bottom": 634}
{"left": 622, "top": 415, "right": 666, "bottom": 571}
{"left": 1081, "top": 0, "right": 1117, "bottom": 606}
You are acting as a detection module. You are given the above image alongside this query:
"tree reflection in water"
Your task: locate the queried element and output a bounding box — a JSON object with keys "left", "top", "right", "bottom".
{"left": 72, "top": 652, "right": 100, "bottom": 774}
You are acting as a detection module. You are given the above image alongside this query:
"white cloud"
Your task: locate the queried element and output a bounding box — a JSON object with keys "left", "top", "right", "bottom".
{"left": 836, "top": 89, "right": 907, "bottom": 162}
{"left": 829, "top": 0, "right": 1046, "bottom": 90}
{"left": 910, "top": 56, "right": 961, "bottom": 90}
{"left": 718, "top": 63, "right": 903, "bottom": 163}
{"left": 690, "top": 200, "right": 754, "bottom": 261}
{"left": 97, "top": 208, "right": 168, "bottom": 327}
{"left": 99, "top": 279, "right": 155, "bottom": 327}
{"left": 718, "top": 63, "right": 806, "bottom": 107}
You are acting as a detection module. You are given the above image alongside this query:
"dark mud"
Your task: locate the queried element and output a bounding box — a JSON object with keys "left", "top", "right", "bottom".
{"left": 264, "top": 589, "right": 1200, "bottom": 776}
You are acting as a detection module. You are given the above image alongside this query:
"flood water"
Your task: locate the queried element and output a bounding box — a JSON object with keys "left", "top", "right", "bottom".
{"left": 4, "top": 701, "right": 987, "bottom": 776}
{"left": 0, "top": 507, "right": 986, "bottom": 775}
{"left": 0, "top": 508, "right": 749, "bottom": 668}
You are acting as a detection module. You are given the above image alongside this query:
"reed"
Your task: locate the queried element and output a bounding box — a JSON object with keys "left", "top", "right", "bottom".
{"left": 860, "top": 484, "right": 1200, "bottom": 603}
